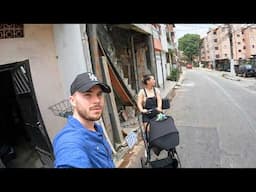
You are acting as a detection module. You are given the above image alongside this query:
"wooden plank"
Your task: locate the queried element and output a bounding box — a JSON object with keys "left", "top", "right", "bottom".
{"left": 101, "top": 57, "right": 124, "bottom": 144}
{"left": 108, "top": 63, "right": 133, "bottom": 106}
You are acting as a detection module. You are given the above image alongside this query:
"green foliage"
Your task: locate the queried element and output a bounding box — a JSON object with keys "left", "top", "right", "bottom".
{"left": 178, "top": 34, "right": 201, "bottom": 63}
{"left": 167, "top": 68, "right": 179, "bottom": 81}
{"left": 193, "top": 62, "right": 199, "bottom": 67}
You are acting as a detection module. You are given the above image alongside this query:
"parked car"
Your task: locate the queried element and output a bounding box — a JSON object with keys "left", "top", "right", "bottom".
{"left": 235, "top": 64, "right": 256, "bottom": 77}
{"left": 186, "top": 64, "right": 193, "bottom": 69}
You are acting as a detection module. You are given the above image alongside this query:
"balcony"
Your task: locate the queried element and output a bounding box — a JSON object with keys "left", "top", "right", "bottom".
{"left": 168, "top": 43, "right": 175, "bottom": 50}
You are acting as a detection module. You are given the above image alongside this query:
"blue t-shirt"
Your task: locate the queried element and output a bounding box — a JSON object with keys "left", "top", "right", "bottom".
{"left": 53, "top": 116, "right": 115, "bottom": 168}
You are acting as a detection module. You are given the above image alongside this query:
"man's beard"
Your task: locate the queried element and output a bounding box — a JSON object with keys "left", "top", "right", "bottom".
{"left": 77, "top": 108, "right": 101, "bottom": 121}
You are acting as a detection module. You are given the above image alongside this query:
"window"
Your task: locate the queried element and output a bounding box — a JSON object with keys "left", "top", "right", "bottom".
{"left": 0, "top": 24, "right": 24, "bottom": 39}
{"left": 215, "top": 47, "right": 219, "bottom": 50}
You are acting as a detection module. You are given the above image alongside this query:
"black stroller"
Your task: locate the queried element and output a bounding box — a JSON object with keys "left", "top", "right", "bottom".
{"left": 140, "top": 109, "right": 181, "bottom": 168}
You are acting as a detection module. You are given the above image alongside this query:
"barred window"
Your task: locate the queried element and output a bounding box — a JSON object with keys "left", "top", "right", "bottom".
{"left": 0, "top": 24, "right": 24, "bottom": 39}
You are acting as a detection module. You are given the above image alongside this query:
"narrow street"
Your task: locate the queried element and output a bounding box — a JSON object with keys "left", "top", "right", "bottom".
{"left": 170, "top": 68, "right": 256, "bottom": 168}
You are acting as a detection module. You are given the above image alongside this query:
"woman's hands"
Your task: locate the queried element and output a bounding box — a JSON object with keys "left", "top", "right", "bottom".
{"left": 141, "top": 108, "right": 162, "bottom": 114}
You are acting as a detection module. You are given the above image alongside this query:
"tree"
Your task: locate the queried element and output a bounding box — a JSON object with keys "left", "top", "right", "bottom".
{"left": 178, "top": 34, "right": 201, "bottom": 64}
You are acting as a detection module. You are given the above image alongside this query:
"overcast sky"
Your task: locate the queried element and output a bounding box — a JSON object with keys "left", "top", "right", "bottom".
{"left": 174, "top": 24, "right": 218, "bottom": 40}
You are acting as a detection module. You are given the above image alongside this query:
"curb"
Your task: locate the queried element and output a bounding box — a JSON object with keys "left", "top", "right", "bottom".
{"left": 222, "top": 73, "right": 241, "bottom": 81}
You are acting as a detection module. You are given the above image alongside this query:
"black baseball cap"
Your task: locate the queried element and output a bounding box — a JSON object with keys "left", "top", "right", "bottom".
{"left": 70, "top": 72, "right": 111, "bottom": 95}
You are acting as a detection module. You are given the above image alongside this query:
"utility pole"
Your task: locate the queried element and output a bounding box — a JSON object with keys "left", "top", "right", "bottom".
{"left": 209, "top": 31, "right": 215, "bottom": 70}
{"left": 228, "top": 24, "right": 235, "bottom": 75}
{"left": 198, "top": 39, "right": 202, "bottom": 68}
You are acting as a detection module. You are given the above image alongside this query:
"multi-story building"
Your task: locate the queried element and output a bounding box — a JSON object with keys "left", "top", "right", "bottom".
{"left": 232, "top": 24, "right": 246, "bottom": 61}
{"left": 166, "top": 24, "right": 178, "bottom": 75}
{"left": 201, "top": 24, "right": 256, "bottom": 71}
{"left": 242, "top": 24, "right": 256, "bottom": 63}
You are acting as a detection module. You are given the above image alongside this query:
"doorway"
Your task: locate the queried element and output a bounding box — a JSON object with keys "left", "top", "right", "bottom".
{"left": 0, "top": 60, "right": 54, "bottom": 168}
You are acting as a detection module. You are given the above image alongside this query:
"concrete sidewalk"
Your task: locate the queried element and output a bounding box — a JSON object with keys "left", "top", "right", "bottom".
{"left": 117, "top": 71, "right": 185, "bottom": 168}
{"left": 198, "top": 67, "right": 248, "bottom": 82}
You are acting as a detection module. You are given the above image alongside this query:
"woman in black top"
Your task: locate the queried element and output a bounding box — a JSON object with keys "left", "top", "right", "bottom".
{"left": 137, "top": 74, "right": 162, "bottom": 131}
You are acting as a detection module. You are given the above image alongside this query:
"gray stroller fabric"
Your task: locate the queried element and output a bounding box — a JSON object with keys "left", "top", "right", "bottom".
{"left": 149, "top": 116, "right": 179, "bottom": 151}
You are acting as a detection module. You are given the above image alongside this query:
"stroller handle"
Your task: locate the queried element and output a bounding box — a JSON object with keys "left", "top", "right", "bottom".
{"left": 145, "top": 108, "right": 158, "bottom": 114}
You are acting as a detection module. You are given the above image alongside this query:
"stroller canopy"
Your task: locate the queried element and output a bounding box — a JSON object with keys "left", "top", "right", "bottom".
{"left": 149, "top": 116, "right": 179, "bottom": 150}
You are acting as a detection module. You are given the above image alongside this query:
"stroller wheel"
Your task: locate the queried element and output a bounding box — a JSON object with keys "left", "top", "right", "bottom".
{"left": 172, "top": 158, "right": 178, "bottom": 168}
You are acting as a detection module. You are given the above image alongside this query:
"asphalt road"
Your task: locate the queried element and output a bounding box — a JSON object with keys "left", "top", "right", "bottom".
{"left": 167, "top": 68, "right": 256, "bottom": 168}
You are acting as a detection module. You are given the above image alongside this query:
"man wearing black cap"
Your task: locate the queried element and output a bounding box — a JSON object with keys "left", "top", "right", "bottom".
{"left": 53, "top": 72, "right": 115, "bottom": 168}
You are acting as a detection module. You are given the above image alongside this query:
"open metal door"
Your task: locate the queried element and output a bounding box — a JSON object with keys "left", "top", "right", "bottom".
{"left": 10, "top": 60, "right": 54, "bottom": 167}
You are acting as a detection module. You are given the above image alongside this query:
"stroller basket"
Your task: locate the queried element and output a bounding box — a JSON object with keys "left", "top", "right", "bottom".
{"left": 150, "top": 156, "right": 178, "bottom": 168}
{"left": 148, "top": 115, "right": 179, "bottom": 151}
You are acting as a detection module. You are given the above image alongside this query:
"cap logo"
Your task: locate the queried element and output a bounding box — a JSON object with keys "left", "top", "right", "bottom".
{"left": 88, "top": 73, "right": 98, "bottom": 81}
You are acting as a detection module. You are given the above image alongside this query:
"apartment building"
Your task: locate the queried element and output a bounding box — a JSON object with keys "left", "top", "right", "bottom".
{"left": 242, "top": 25, "right": 256, "bottom": 60}
{"left": 166, "top": 24, "right": 178, "bottom": 76}
{"left": 201, "top": 24, "right": 256, "bottom": 71}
